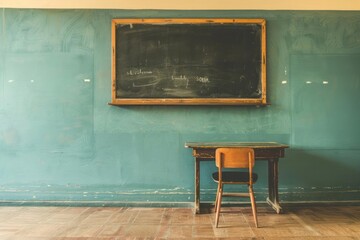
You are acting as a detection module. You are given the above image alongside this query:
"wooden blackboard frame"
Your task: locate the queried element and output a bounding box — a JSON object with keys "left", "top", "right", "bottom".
{"left": 111, "top": 18, "right": 267, "bottom": 105}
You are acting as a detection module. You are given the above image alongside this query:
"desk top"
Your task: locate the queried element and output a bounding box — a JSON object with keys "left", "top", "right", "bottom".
{"left": 184, "top": 142, "right": 289, "bottom": 149}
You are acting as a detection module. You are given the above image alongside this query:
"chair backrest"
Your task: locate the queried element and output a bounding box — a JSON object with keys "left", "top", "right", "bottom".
{"left": 215, "top": 147, "right": 255, "bottom": 169}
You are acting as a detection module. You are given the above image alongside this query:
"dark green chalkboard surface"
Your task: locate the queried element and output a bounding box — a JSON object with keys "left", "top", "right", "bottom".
{"left": 111, "top": 19, "right": 266, "bottom": 105}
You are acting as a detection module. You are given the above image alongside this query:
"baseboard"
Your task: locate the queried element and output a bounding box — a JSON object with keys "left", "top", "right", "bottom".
{"left": 0, "top": 185, "right": 359, "bottom": 207}
{"left": 0, "top": 199, "right": 359, "bottom": 208}
{"left": 0, "top": 200, "right": 193, "bottom": 208}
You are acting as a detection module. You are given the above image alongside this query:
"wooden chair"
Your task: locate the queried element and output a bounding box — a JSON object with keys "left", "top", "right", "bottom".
{"left": 212, "top": 147, "right": 259, "bottom": 228}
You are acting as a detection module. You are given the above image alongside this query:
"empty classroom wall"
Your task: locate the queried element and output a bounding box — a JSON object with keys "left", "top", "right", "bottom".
{"left": 0, "top": 9, "right": 359, "bottom": 203}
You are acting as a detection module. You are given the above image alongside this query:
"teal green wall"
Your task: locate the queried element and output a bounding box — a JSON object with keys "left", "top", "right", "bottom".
{"left": 0, "top": 9, "right": 359, "bottom": 203}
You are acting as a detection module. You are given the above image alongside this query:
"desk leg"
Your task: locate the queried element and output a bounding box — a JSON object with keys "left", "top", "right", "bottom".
{"left": 266, "top": 158, "right": 282, "bottom": 214}
{"left": 194, "top": 158, "right": 200, "bottom": 214}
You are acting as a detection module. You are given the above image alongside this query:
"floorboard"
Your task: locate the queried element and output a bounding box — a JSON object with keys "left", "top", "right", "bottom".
{"left": 0, "top": 205, "right": 359, "bottom": 239}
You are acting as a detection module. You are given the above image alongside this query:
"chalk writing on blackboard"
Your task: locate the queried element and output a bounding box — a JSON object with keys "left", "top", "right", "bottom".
{"left": 111, "top": 18, "right": 267, "bottom": 105}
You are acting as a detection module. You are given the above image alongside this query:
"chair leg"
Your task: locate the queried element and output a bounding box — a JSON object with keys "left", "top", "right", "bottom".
{"left": 249, "top": 186, "right": 259, "bottom": 228}
{"left": 215, "top": 184, "right": 223, "bottom": 228}
{"left": 214, "top": 183, "right": 220, "bottom": 212}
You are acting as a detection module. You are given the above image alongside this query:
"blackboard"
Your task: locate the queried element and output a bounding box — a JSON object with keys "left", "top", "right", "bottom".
{"left": 111, "top": 18, "right": 266, "bottom": 105}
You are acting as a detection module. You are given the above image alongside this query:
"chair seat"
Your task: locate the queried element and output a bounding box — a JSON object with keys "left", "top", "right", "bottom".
{"left": 212, "top": 171, "right": 258, "bottom": 183}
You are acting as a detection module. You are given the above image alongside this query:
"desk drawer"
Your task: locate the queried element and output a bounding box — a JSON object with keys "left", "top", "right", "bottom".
{"left": 255, "top": 148, "right": 285, "bottom": 159}
{"left": 192, "top": 149, "right": 215, "bottom": 158}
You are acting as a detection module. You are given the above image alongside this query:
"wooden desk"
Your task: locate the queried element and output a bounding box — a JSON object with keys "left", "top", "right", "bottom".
{"left": 185, "top": 142, "right": 289, "bottom": 214}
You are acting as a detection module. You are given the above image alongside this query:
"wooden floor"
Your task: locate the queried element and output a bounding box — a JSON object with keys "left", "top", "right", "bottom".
{"left": 0, "top": 205, "right": 359, "bottom": 239}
